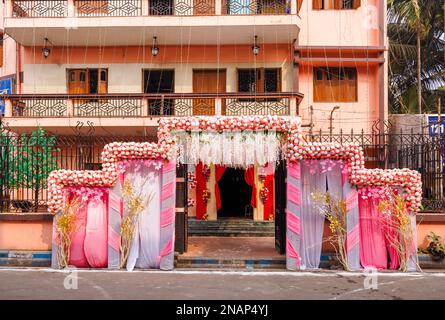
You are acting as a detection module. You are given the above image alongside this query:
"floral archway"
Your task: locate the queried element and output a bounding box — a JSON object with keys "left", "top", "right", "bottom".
{"left": 48, "top": 115, "right": 422, "bottom": 271}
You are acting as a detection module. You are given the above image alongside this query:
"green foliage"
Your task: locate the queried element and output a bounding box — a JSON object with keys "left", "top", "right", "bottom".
{"left": 1, "top": 128, "right": 59, "bottom": 191}
{"left": 426, "top": 232, "right": 445, "bottom": 261}
{"left": 388, "top": 0, "right": 445, "bottom": 114}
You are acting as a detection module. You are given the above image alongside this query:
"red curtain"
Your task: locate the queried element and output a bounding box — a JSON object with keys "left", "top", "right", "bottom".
{"left": 215, "top": 165, "right": 226, "bottom": 210}
{"left": 244, "top": 167, "right": 257, "bottom": 208}
{"left": 195, "top": 162, "right": 207, "bottom": 220}
{"left": 263, "top": 173, "right": 274, "bottom": 220}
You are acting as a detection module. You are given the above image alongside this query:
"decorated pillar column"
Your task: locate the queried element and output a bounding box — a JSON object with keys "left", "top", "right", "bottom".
{"left": 158, "top": 160, "right": 177, "bottom": 270}
{"left": 286, "top": 161, "right": 302, "bottom": 270}
{"left": 108, "top": 179, "right": 123, "bottom": 269}
{"left": 342, "top": 171, "right": 361, "bottom": 271}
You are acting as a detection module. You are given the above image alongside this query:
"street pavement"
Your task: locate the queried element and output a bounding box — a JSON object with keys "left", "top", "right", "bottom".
{"left": 0, "top": 268, "right": 444, "bottom": 300}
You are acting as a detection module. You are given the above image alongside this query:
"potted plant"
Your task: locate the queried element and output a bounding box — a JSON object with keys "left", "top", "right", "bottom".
{"left": 426, "top": 232, "right": 445, "bottom": 261}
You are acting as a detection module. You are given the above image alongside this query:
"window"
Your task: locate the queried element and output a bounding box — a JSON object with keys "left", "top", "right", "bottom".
{"left": 312, "top": 0, "right": 360, "bottom": 10}
{"left": 67, "top": 68, "right": 108, "bottom": 94}
{"left": 237, "top": 68, "right": 281, "bottom": 93}
{"left": 313, "top": 67, "right": 357, "bottom": 102}
{"left": 143, "top": 69, "right": 175, "bottom": 116}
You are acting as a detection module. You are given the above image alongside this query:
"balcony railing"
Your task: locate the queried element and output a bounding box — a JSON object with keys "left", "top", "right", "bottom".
{"left": 4, "top": 93, "right": 301, "bottom": 118}
{"left": 10, "top": 0, "right": 294, "bottom": 17}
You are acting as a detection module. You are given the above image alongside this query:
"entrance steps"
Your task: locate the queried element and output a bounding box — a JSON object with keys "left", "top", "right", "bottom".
{"left": 175, "top": 254, "right": 286, "bottom": 270}
{"left": 188, "top": 218, "right": 275, "bottom": 237}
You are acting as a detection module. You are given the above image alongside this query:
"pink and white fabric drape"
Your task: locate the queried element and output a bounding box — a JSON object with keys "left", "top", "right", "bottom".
{"left": 299, "top": 160, "right": 329, "bottom": 269}
{"left": 124, "top": 160, "right": 162, "bottom": 271}
{"left": 286, "top": 159, "right": 360, "bottom": 271}
{"left": 51, "top": 187, "right": 109, "bottom": 269}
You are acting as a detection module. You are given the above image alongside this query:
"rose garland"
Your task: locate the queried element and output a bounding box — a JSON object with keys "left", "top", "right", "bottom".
{"left": 48, "top": 116, "right": 423, "bottom": 216}
{"left": 260, "top": 187, "right": 269, "bottom": 204}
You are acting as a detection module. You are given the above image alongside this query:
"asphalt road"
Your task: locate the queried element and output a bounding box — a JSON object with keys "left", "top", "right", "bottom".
{"left": 0, "top": 268, "right": 444, "bottom": 300}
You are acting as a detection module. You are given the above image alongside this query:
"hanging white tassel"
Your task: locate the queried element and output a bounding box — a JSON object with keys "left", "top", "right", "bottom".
{"left": 222, "top": 131, "right": 232, "bottom": 166}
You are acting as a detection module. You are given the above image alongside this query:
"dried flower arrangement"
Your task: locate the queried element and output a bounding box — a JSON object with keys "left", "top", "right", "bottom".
{"left": 54, "top": 195, "right": 81, "bottom": 268}
{"left": 377, "top": 191, "right": 418, "bottom": 272}
{"left": 119, "top": 178, "right": 154, "bottom": 269}
{"left": 311, "top": 191, "right": 349, "bottom": 271}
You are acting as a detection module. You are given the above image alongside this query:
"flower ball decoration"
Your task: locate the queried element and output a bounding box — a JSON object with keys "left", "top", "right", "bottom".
{"left": 48, "top": 141, "right": 175, "bottom": 213}
{"left": 187, "top": 198, "right": 196, "bottom": 208}
{"left": 260, "top": 187, "right": 270, "bottom": 204}
{"left": 202, "top": 189, "right": 211, "bottom": 205}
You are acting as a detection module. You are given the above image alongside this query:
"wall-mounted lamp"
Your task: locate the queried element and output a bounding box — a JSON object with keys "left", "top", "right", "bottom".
{"left": 252, "top": 35, "right": 260, "bottom": 56}
{"left": 151, "top": 36, "right": 159, "bottom": 57}
{"left": 42, "top": 38, "right": 51, "bottom": 59}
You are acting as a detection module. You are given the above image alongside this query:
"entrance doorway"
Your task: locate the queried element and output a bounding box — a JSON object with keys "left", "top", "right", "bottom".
{"left": 217, "top": 168, "right": 252, "bottom": 218}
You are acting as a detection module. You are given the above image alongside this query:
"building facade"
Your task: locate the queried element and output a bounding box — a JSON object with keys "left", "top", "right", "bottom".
{"left": 0, "top": 0, "right": 388, "bottom": 222}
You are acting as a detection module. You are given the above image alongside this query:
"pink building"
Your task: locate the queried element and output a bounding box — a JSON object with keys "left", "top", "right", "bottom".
{"left": 0, "top": 0, "right": 388, "bottom": 224}
{"left": 0, "top": 0, "right": 387, "bottom": 136}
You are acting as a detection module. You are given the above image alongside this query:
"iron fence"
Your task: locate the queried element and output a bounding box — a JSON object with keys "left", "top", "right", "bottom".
{"left": 0, "top": 130, "right": 154, "bottom": 213}
{"left": 1, "top": 124, "right": 443, "bottom": 213}
{"left": 306, "top": 128, "right": 445, "bottom": 212}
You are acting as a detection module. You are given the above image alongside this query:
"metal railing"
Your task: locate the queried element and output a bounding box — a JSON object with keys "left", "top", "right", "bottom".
{"left": 74, "top": 0, "right": 142, "bottom": 16}
{"left": 12, "top": 0, "right": 68, "bottom": 17}
{"left": 5, "top": 93, "right": 300, "bottom": 117}
{"left": 306, "top": 128, "right": 445, "bottom": 212}
{"left": 10, "top": 0, "right": 293, "bottom": 17}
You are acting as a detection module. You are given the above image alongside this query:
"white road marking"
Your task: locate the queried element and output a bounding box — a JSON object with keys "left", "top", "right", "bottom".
{"left": 0, "top": 267, "right": 444, "bottom": 277}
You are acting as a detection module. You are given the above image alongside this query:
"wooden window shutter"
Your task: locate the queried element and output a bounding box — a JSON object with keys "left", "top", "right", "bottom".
{"left": 256, "top": 68, "right": 264, "bottom": 93}
{"left": 312, "top": 0, "right": 322, "bottom": 10}
{"left": 98, "top": 68, "right": 108, "bottom": 94}
{"left": 334, "top": 0, "right": 342, "bottom": 10}
{"left": 352, "top": 0, "right": 361, "bottom": 9}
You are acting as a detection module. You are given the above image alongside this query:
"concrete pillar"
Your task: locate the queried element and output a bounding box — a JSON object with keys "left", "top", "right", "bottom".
{"left": 142, "top": 0, "right": 149, "bottom": 16}
{"left": 215, "top": 0, "right": 222, "bottom": 15}
{"left": 289, "top": 97, "right": 297, "bottom": 117}
{"left": 5, "top": 0, "right": 13, "bottom": 17}
{"left": 141, "top": 98, "right": 148, "bottom": 116}
{"left": 215, "top": 98, "right": 222, "bottom": 116}
{"left": 66, "top": 99, "right": 74, "bottom": 116}
{"left": 4, "top": 99, "right": 12, "bottom": 117}
{"left": 67, "top": 0, "right": 75, "bottom": 17}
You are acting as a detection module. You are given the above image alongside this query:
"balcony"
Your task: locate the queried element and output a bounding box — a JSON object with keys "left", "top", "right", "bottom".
{"left": 3, "top": 92, "right": 302, "bottom": 134}
{"left": 5, "top": 0, "right": 300, "bottom": 46}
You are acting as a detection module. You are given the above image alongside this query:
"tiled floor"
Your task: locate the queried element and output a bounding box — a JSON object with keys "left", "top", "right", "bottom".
{"left": 182, "top": 236, "right": 281, "bottom": 258}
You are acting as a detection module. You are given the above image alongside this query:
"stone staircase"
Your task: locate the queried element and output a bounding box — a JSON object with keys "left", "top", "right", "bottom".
{"left": 188, "top": 218, "right": 275, "bottom": 237}
{"left": 175, "top": 254, "right": 286, "bottom": 270}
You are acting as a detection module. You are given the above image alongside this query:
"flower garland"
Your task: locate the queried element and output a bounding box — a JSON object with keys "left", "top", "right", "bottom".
{"left": 260, "top": 186, "right": 269, "bottom": 204}
{"left": 187, "top": 198, "right": 195, "bottom": 208}
{"left": 187, "top": 172, "right": 196, "bottom": 189}
{"left": 202, "top": 189, "right": 211, "bottom": 205}
{"left": 47, "top": 116, "right": 423, "bottom": 216}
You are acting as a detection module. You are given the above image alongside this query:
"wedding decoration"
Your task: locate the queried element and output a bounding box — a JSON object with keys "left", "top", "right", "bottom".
{"left": 119, "top": 177, "right": 154, "bottom": 269}
{"left": 46, "top": 115, "right": 424, "bottom": 272}
{"left": 311, "top": 191, "right": 349, "bottom": 271}
{"left": 376, "top": 187, "right": 418, "bottom": 272}
{"left": 187, "top": 198, "right": 195, "bottom": 208}
{"left": 202, "top": 189, "right": 211, "bottom": 205}
{"left": 54, "top": 195, "right": 80, "bottom": 268}
{"left": 158, "top": 116, "right": 301, "bottom": 168}
{"left": 187, "top": 172, "right": 196, "bottom": 189}
{"left": 260, "top": 186, "right": 269, "bottom": 204}
{"left": 202, "top": 165, "right": 211, "bottom": 182}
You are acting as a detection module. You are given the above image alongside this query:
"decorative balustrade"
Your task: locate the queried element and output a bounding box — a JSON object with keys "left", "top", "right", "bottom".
{"left": 74, "top": 0, "right": 142, "bottom": 16}
{"left": 10, "top": 0, "right": 293, "bottom": 17}
{"left": 12, "top": 0, "right": 68, "bottom": 17}
{"left": 12, "top": 98, "right": 68, "bottom": 117}
{"left": 4, "top": 93, "right": 300, "bottom": 117}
